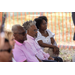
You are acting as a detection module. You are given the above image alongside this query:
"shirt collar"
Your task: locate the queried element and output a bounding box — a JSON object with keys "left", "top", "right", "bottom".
{"left": 15, "top": 40, "right": 24, "bottom": 46}
{"left": 27, "top": 34, "right": 35, "bottom": 40}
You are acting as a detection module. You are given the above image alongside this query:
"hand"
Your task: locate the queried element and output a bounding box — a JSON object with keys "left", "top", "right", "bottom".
{"left": 51, "top": 37, "right": 55, "bottom": 44}
{"left": 48, "top": 57, "right": 54, "bottom": 60}
{"left": 53, "top": 46, "right": 60, "bottom": 55}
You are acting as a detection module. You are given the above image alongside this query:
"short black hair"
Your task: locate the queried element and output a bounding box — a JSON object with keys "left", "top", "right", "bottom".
{"left": 38, "top": 16, "right": 48, "bottom": 22}
{"left": 34, "top": 18, "right": 43, "bottom": 29}
{"left": 5, "top": 38, "right": 9, "bottom": 43}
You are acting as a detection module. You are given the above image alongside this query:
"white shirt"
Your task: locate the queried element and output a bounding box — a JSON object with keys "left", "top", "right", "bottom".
{"left": 36, "top": 29, "right": 56, "bottom": 50}
{"left": 12, "top": 57, "right": 16, "bottom": 62}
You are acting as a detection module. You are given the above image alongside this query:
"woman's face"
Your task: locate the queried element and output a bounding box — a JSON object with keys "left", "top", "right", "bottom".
{"left": 40, "top": 20, "right": 47, "bottom": 31}
{"left": 9, "top": 35, "right": 15, "bottom": 49}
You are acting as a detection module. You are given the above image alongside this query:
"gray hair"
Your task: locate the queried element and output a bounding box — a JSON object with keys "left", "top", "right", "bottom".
{"left": 23, "top": 20, "right": 36, "bottom": 30}
{"left": 12, "top": 24, "right": 24, "bottom": 33}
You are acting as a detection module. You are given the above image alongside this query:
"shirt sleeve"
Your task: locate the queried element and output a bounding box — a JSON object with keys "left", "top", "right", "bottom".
{"left": 13, "top": 48, "right": 27, "bottom": 62}
{"left": 47, "top": 30, "right": 57, "bottom": 46}
{"left": 27, "top": 43, "right": 45, "bottom": 60}
{"left": 35, "top": 31, "right": 42, "bottom": 42}
{"left": 40, "top": 50, "right": 50, "bottom": 60}
{"left": 47, "top": 29, "right": 55, "bottom": 38}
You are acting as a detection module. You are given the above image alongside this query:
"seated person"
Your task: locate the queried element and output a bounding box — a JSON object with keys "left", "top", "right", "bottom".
{"left": 34, "top": 17, "right": 59, "bottom": 57}
{"left": 0, "top": 38, "right": 13, "bottom": 62}
{"left": 12, "top": 25, "right": 41, "bottom": 62}
{"left": 5, "top": 31, "right": 16, "bottom": 62}
{"left": 23, "top": 20, "right": 63, "bottom": 62}
{"left": 38, "top": 16, "right": 57, "bottom": 46}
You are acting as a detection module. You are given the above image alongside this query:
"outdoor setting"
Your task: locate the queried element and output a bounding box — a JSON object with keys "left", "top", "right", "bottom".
{"left": 0, "top": 12, "right": 75, "bottom": 62}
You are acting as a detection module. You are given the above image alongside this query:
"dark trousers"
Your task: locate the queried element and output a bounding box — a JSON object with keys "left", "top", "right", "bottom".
{"left": 42, "top": 57, "right": 63, "bottom": 62}
{"left": 53, "top": 57, "right": 63, "bottom": 62}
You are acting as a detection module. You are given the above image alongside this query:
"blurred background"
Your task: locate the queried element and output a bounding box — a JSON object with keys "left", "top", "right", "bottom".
{"left": 1, "top": 12, "right": 75, "bottom": 61}
{"left": 4, "top": 12, "right": 74, "bottom": 46}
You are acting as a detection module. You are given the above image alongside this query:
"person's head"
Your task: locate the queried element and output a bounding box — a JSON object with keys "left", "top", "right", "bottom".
{"left": 0, "top": 38, "right": 12, "bottom": 62}
{"left": 5, "top": 31, "right": 15, "bottom": 49}
{"left": 23, "top": 20, "right": 37, "bottom": 38}
{"left": 12, "top": 25, "right": 27, "bottom": 43}
{"left": 34, "top": 18, "right": 47, "bottom": 31}
{"left": 38, "top": 16, "right": 48, "bottom": 23}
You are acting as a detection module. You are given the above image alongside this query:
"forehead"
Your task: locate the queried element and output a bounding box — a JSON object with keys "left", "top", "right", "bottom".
{"left": 18, "top": 27, "right": 26, "bottom": 33}
{"left": 30, "top": 25, "right": 37, "bottom": 29}
{"left": 42, "top": 20, "right": 46, "bottom": 23}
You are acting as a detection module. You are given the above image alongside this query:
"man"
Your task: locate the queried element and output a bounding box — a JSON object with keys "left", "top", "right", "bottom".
{"left": 0, "top": 38, "right": 12, "bottom": 62}
{"left": 23, "top": 20, "right": 63, "bottom": 62}
{"left": 12, "top": 25, "right": 40, "bottom": 62}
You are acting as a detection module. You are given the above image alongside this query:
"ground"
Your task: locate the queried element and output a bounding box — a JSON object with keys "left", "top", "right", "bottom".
{"left": 59, "top": 47, "right": 75, "bottom": 62}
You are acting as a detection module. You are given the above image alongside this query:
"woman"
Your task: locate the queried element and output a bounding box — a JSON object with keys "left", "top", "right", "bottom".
{"left": 34, "top": 17, "right": 59, "bottom": 57}
{"left": 5, "top": 31, "right": 16, "bottom": 62}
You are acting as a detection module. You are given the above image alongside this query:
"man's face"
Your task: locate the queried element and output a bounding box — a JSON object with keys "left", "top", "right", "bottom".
{"left": 14, "top": 28, "right": 27, "bottom": 43}
{"left": 28, "top": 25, "right": 37, "bottom": 38}
{"left": 0, "top": 42, "right": 13, "bottom": 62}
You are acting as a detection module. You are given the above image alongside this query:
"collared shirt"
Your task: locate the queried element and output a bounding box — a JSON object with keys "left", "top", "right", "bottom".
{"left": 25, "top": 34, "right": 50, "bottom": 60}
{"left": 13, "top": 40, "right": 39, "bottom": 62}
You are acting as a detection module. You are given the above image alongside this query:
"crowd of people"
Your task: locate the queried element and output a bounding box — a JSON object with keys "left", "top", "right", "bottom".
{"left": 0, "top": 16, "right": 64, "bottom": 62}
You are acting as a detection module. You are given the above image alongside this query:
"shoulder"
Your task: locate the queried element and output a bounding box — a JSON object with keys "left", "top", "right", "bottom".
{"left": 46, "top": 29, "right": 52, "bottom": 34}
{"left": 37, "top": 30, "right": 41, "bottom": 36}
{"left": 46, "top": 29, "right": 55, "bottom": 37}
{"left": 13, "top": 43, "right": 23, "bottom": 53}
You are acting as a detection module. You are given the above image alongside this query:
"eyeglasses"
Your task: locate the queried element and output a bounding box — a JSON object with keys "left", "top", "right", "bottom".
{"left": 14, "top": 31, "right": 26, "bottom": 36}
{"left": 0, "top": 48, "right": 12, "bottom": 53}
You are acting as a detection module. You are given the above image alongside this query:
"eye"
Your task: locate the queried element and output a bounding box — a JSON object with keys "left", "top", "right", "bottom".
{"left": 34, "top": 29, "right": 37, "bottom": 32}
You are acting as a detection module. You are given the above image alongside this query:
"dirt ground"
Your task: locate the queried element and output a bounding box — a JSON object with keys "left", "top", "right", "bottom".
{"left": 59, "top": 47, "right": 75, "bottom": 62}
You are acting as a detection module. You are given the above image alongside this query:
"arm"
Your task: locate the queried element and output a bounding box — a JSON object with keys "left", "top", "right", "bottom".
{"left": 41, "top": 50, "right": 54, "bottom": 60}
{"left": 50, "top": 37, "right": 57, "bottom": 46}
{"left": 38, "top": 40, "right": 59, "bottom": 55}
{"left": 38, "top": 40, "right": 56, "bottom": 48}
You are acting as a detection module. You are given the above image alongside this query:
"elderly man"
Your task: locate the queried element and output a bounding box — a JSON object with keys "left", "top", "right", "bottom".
{"left": 12, "top": 25, "right": 41, "bottom": 62}
{"left": 23, "top": 20, "right": 63, "bottom": 62}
